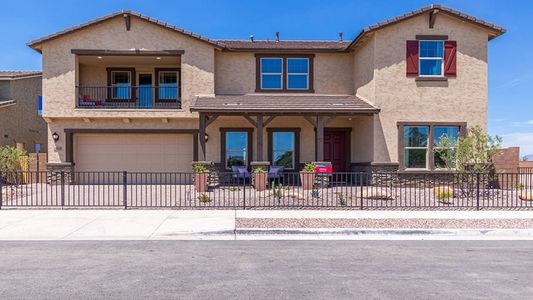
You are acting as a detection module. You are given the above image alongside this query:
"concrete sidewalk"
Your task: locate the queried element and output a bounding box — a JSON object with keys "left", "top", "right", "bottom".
{"left": 1, "top": 210, "right": 533, "bottom": 240}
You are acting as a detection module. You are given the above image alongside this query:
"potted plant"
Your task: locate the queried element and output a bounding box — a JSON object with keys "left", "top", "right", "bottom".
{"left": 300, "top": 162, "right": 316, "bottom": 190}
{"left": 192, "top": 164, "right": 209, "bottom": 193}
{"left": 253, "top": 167, "right": 268, "bottom": 191}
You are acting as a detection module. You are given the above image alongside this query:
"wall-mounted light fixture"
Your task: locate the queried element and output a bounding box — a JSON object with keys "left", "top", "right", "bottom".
{"left": 205, "top": 133, "right": 209, "bottom": 142}
{"left": 52, "top": 132, "right": 59, "bottom": 142}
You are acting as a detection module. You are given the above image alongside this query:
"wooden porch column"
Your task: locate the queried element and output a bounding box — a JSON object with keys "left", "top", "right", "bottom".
{"left": 198, "top": 113, "right": 206, "bottom": 161}
{"left": 316, "top": 116, "right": 325, "bottom": 161}
{"left": 256, "top": 115, "right": 264, "bottom": 161}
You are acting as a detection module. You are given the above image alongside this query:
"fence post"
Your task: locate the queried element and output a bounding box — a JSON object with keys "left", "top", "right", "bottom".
{"left": 476, "top": 172, "right": 480, "bottom": 210}
{"left": 0, "top": 170, "right": 3, "bottom": 210}
{"left": 123, "top": 171, "right": 128, "bottom": 210}
{"left": 242, "top": 178, "right": 246, "bottom": 210}
{"left": 60, "top": 170, "right": 65, "bottom": 207}
{"left": 360, "top": 172, "right": 364, "bottom": 210}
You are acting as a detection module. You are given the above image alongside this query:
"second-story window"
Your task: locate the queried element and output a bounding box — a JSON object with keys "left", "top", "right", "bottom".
{"left": 260, "top": 58, "right": 283, "bottom": 90}
{"left": 256, "top": 55, "right": 314, "bottom": 92}
{"left": 419, "top": 41, "right": 444, "bottom": 77}
{"left": 111, "top": 71, "right": 132, "bottom": 99}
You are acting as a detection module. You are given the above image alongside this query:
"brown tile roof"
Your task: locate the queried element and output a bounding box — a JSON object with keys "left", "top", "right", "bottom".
{"left": 348, "top": 4, "right": 506, "bottom": 49}
{"left": 190, "top": 94, "right": 379, "bottom": 114}
{"left": 0, "top": 71, "right": 42, "bottom": 79}
{"left": 27, "top": 10, "right": 225, "bottom": 52}
{"left": 218, "top": 40, "right": 350, "bottom": 52}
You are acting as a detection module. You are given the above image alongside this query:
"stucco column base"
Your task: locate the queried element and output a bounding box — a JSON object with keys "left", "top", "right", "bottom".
{"left": 250, "top": 161, "right": 270, "bottom": 171}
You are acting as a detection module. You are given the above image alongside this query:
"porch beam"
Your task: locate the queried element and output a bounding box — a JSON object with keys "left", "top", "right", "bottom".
{"left": 243, "top": 115, "right": 257, "bottom": 127}
{"left": 198, "top": 113, "right": 207, "bottom": 161}
{"left": 205, "top": 115, "right": 218, "bottom": 127}
{"left": 304, "top": 116, "right": 316, "bottom": 127}
{"left": 256, "top": 115, "right": 264, "bottom": 161}
{"left": 263, "top": 116, "right": 276, "bottom": 126}
{"left": 316, "top": 116, "right": 325, "bottom": 161}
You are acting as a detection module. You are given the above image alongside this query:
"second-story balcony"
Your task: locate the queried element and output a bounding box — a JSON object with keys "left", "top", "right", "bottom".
{"left": 77, "top": 86, "right": 181, "bottom": 109}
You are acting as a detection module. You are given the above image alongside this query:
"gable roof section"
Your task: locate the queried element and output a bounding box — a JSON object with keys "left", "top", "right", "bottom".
{"left": 347, "top": 4, "right": 506, "bottom": 50}
{"left": 0, "top": 71, "right": 42, "bottom": 80}
{"left": 27, "top": 10, "right": 225, "bottom": 52}
{"left": 218, "top": 40, "right": 350, "bottom": 53}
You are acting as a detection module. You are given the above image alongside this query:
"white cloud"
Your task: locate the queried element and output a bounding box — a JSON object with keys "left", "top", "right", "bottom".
{"left": 501, "top": 132, "right": 533, "bottom": 157}
{"left": 527, "top": 120, "right": 533, "bottom": 125}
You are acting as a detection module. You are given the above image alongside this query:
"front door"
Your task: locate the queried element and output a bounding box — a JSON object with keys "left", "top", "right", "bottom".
{"left": 323, "top": 130, "right": 347, "bottom": 172}
{"left": 138, "top": 74, "right": 153, "bottom": 108}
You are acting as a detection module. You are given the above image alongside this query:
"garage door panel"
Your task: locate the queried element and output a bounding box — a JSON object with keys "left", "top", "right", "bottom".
{"left": 74, "top": 134, "right": 193, "bottom": 184}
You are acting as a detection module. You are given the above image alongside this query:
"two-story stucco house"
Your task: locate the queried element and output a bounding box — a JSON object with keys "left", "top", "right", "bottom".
{"left": 27, "top": 5, "right": 504, "bottom": 178}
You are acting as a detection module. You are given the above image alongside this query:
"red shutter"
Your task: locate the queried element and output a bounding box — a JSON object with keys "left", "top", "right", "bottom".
{"left": 406, "top": 40, "right": 419, "bottom": 77}
{"left": 444, "top": 41, "right": 457, "bottom": 77}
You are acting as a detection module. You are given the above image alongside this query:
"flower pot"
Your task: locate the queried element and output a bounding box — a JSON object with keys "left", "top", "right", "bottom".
{"left": 300, "top": 172, "right": 315, "bottom": 190}
{"left": 194, "top": 173, "right": 209, "bottom": 193}
{"left": 254, "top": 173, "right": 268, "bottom": 191}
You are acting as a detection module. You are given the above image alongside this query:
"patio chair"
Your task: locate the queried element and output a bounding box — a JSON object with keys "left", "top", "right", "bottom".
{"left": 268, "top": 166, "right": 284, "bottom": 185}
{"left": 231, "top": 166, "right": 250, "bottom": 184}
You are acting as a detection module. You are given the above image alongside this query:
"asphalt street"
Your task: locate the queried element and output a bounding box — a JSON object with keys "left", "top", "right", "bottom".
{"left": 0, "top": 241, "right": 532, "bottom": 299}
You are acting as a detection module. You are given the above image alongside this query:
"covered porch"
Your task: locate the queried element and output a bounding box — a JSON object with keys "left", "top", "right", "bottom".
{"left": 190, "top": 94, "right": 380, "bottom": 173}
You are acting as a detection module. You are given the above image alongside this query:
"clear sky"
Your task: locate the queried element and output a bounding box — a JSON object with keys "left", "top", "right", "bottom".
{"left": 1, "top": 0, "right": 531, "bottom": 156}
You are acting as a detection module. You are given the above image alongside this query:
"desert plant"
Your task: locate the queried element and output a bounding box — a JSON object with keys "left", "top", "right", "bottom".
{"left": 335, "top": 192, "right": 347, "bottom": 206}
{"left": 198, "top": 193, "right": 212, "bottom": 203}
{"left": 192, "top": 164, "right": 208, "bottom": 173}
{"left": 302, "top": 162, "right": 316, "bottom": 173}
{"left": 252, "top": 167, "right": 267, "bottom": 174}
{"left": 271, "top": 181, "right": 284, "bottom": 202}
{"left": 0, "top": 146, "right": 28, "bottom": 184}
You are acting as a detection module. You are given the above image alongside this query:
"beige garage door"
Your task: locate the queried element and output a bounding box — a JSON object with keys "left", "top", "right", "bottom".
{"left": 74, "top": 134, "right": 193, "bottom": 183}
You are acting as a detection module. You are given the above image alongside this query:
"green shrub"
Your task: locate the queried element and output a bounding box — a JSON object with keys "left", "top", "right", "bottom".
{"left": 192, "top": 164, "right": 208, "bottom": 173}
{"left": 302, "top": 162, "right": 315, "bottom": 172}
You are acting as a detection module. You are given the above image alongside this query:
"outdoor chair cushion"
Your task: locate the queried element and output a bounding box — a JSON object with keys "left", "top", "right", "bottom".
{"left": 268, "top": 166, "right": 284, "bottom": 178}
{"left": 232, "top": 166, "right": 250, "bottom": 179}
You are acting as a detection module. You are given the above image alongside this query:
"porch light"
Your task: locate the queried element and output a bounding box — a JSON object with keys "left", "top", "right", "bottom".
{"left": 97, "top": 56, "right": 102, "bottom": 59}
{"left": 156, "top": 57, "right": 161, "bottom": 60}
{"left": 52, "top": 132, "right": 59, "bottom": 142}
{"left": 205, "top": 133, "right": 209, "bottom": 142}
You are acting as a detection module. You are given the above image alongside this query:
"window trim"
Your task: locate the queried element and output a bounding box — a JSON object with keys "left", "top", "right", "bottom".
{"left": 255, "top": 54, "right": 314, "bottom": 93}
{"left": 155, "top": 67, "right": 181, "bottom": 102}
{"left": 418, "top": 40, "right": 444, "bottom": 78}
{"left": 267, "top": 128, "right": 301, "bottom": 170}
{"left": 398, "top": 122, "right": 466, "bottom": 172}
{"left": 220, "top": 128, "right": 253, "bottom": 170}
{"left": 106, "top": 67, "right": 136, "bottom": 102}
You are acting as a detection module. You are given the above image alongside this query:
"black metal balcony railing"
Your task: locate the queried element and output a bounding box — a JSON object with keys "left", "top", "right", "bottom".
{"left": 76, "top": 86, "right": 181, "bottom": 109}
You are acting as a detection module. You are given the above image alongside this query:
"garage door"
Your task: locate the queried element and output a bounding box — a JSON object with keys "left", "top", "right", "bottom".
{"left": 74, "top": 134, "right": 193, "bottom": 183}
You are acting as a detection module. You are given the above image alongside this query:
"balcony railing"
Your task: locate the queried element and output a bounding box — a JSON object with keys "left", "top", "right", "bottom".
{"left": 76, "top": 86, "right": 181, "bottom": 109}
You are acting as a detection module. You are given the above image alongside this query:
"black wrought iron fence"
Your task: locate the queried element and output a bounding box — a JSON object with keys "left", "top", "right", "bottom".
{"left": 0, "top": 170, "right": 532, "bottom": 209}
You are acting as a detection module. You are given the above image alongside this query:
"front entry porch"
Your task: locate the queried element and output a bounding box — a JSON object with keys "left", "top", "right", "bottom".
{"left": 190, "top": 94, "right": 380, "bottom": 172}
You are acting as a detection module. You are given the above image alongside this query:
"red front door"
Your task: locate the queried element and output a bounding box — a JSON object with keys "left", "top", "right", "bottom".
{"left": 323, "top": 130, "right": 347, "bottom": 172}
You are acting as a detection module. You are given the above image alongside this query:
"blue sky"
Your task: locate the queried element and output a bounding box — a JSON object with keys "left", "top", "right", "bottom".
{"left": 1, "top": 0, "right": 531, "bottom": 156}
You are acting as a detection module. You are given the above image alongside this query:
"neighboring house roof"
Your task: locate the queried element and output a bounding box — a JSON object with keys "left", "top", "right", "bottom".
{"left": 190, "top": 95, "right": 380, "bottom": 114}
{"left": 0, "top": 71, "right": 42, "bottom": 80}
{"left": 218, "top": 40, "right": 350, "bottom": 52}
{"left": 27, "top": 5, "right": 505, "bottom": 54}
{"left": 27, "top": 10, "right": 225, "bottom": 52}
{"left": 347, "top": 4, "right": 506, "bottom": 49}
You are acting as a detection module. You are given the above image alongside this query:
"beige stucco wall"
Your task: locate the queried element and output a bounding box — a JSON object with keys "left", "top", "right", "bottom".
{"left": 353, "top": 13, "right": 489, "bottom": 164}
{"left": 215, "top": 52, "right": 354, "bottom": 94}
{"left": 40, "top": 15, "right": 215, "bottom": 119}
{"left": 0, "top": 77, "right": 46, "bottom": 151}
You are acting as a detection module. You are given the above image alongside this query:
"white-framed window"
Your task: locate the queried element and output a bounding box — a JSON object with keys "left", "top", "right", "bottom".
{"left": 286, "top": 58, "right": 309, "bottom": 90}
{"left": 272, "top": 131, "right": 296, "bottom": 169}
{"left": 403, "top": 126, "right": 429, "bottom": 169}
{"left": 110, "top": 71, "right": 131, "bottom": 99}
{"left": 260, "top": 58, "right": 283, "bottom": 90}
{"left": 433, "top": 126, "right": 460, "bottom": 169}
{"left": 419, "top": 41, "right": 444, "bottom": 77}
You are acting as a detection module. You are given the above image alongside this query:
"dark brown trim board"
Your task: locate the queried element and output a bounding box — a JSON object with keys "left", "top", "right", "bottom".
{"left": 397, "top": 122, "right": 467, "bottom": 172}
{"left": 219, "top": 128, "right": 254, "bottom": 170}
{"left": 267, "top": 128, "right": 301, "bottom": 170}
{"left": 64, "top": 128, "right": 199, "bottom": 165}
{"left": 255, "top": 54, "right": 315, "bottom": 93}
{"left": 415, "top": 35, "right": 448, "bottom": 40}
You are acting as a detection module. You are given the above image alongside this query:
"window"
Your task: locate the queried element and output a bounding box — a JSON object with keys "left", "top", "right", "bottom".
{"left": 110, "top": 71, "right": 131, "bottom": 99}
{"left": 158, "top": 70, "right": 179, "bottom": 100}
{"left": 287, "top": 58, "right": 309, "bottom": 90}
{"left": 272, "top": 132, "right": 296, "bottom": 169}
{"left": 224, "top": 131, "right": 249, "bottom": 169}
{"left": 403, "top": 126, "right": 429, "bottom": 169}
{"left": 399, "top": 123, "right": 464, "bottom": 171}
{"left": 260, "top": 58, "right": 283, "bottom": 90}
{"left": 256, "top": 55, "right": 314, "bottom": 92}
{"left": 433, "top": 126, "right": 459, "bottom": 169}
{"left": 37, "top": 96, "right": 42, "bottom": 116}
{"left": 419, "top": 41, "right": 444, "bottom": 77}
